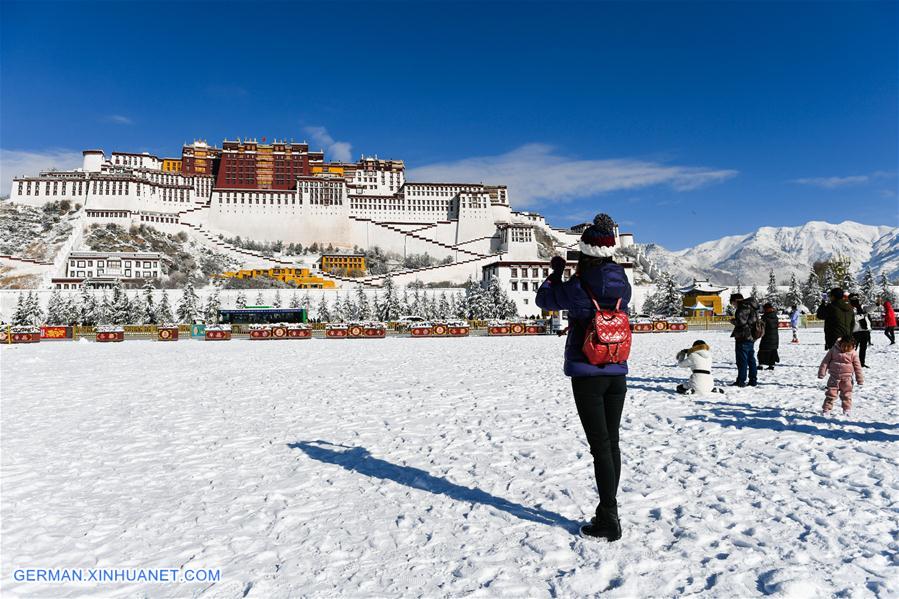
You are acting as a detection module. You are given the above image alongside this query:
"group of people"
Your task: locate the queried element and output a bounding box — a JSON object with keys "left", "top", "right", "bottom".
{"left": 534, "top": 211, "right": 895, "bottom": 542}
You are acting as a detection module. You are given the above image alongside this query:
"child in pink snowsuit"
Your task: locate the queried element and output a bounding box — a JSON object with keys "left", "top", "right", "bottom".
{"left": 817, "top": 336, "right": 864, "bottom": 415}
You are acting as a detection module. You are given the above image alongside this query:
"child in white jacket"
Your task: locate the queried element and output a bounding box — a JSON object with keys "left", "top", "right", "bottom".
{"left": 676, "top": 340, "right": 725, "bottom": 395}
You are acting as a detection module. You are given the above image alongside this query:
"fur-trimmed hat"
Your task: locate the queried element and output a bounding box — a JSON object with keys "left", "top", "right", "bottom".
{"left": 688, "top": 339, "right": 710, "bottom": 353}
{"left": 578, "top": 213, "right": 618, "bottom": 258}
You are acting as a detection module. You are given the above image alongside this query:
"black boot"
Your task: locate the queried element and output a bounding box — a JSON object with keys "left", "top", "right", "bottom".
{"left": 580, "top": 505, "right": 621, "bottom": 541}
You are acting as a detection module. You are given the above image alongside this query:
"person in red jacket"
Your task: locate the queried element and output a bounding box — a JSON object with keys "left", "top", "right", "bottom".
{"left": 879, "top": 298, "right": 896, "bottom": 345}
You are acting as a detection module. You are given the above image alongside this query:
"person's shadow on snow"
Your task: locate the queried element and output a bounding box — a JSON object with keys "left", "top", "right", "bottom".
{"left": 686, "top": 402, "right": 899, "bottom": 442}
{"left": 288, "top": 440, "right": 580, "bottom": 531}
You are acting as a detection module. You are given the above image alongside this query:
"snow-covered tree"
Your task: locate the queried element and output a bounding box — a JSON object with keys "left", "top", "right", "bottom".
{"left": 784, "top": 273, "right": 803, "bottom": 309}
{"left": 128, "top": 292, "right": 144, "bottom": 324}
{"left": 316, "top": 294, "right": 331, "bottom": 322}
{"left": 400, "top": 288, "right": 411, "bottom": 315}
{"left": 11, "top": 293, "right": 27, "bottom": 325}
{"left": 289, "top": 292, "right": 301, "bottom": 309}
{"left": 272, "top": 289, "right": 282, "bottom": 308}
{"left": 63, "top": 293, "right": 80, "bottom": 325}
{"left": 437, "top": 292, "right": 451, "bottom": 319}
{"left": 765, "top": 269, "right": 782, "bottom": 308}
{"left": 204, "top": 288, "right": 221, "bottom": 323}
{"left": 108, "top": 281, "right": 131, "bottom": 325}
{"left": 820, "top": 261, "right": 837, "bottom": 293}
{"left": 156, "top": 289, "right": 174, "bottom": 323}
{"left": 177, "top": 282, "right": 200, "bottom": 323}
{"left": 79, "top": 287, "right": 99, "bottom": 326}
{"left": 254, "top": 291, "right": 265, "bottom": 306}
{"left": 45, "top": 288, "right": 66, "bottom": 325}
{"left": 235, "top": 290, "right": 247, "bottom": 309}
{"left": 355, "top": 286, "right": 371, "bottom": 320}
{"left": 860, "top": 267, "right": 877, "bottom": 307}
{"left": 331, "top": 293, "right": 346, "bottom": 322}
{"left": 377, "top": 277, "right": 402, "bottom": 321}
{"left": 97, "top": 291, "right": 112, "bottom": 325}
{"left": 301, "top": 290, "right": 311, "bottom": 313}
{"left": 644, "top": 271, "right": 682, "bottom": 316}
{"left": 342, "top": 293, "right": 356, "bottom": 321}
{"left": 141, "top": 282, "right": 157, "bottom": 324}
{"left": 801, "top": 270, "right": 820, "bottom": 311}
{"left": 749, "top": 285, "right": 760, "bottom": 301}
{"left": 879, "top": 272, "right": 896, "bottom": 303}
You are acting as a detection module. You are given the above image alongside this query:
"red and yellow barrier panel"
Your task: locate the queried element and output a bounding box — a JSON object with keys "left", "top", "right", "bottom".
{"left": 41, "top": 326, "right": 71, "bottom": 340}
{"left": 271, "top": 325, "right": 288, "bottom": 339}
{"left": 287, "top": 325, "right": 312, "bottom": 339}
{"left": 157, "top": 326, "right": 179, "bottom": 341}
{"left": 96, "top": 327, "right": 124, "bottom": 342}
{"left": 5, "top": 326, "right": 41, "bottom": 343}
{"left": 326, "top": 324, "right": 348, "bottom": 338}
{"left": 632, "top": 321, "right": 654, "bottom": 333}
{"left": 363, "top": 324, "right": 387, "bottom": 338}
{"left": 668, "top": 319, "right": 688, "bottom": 331}
{"left": 487, "top": 322, "right": 511, "bottom": 336}
{"left": 410, "top": 324, "right": 433, "bottom": 337}
{"left": 250, "top": 326, "right": 272, "bottom": 340}
{"left": 205, "top": 326, "right": 232, "bottom": 341}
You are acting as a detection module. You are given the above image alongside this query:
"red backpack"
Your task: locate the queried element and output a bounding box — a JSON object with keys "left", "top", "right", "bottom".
{"left": 581, "top": 284, "right": 632, "bottom": 366}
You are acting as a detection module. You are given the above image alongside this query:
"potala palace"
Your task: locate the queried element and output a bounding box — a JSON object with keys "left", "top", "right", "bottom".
{"left": 8, "top": 138, "right": 644, "bottom": 299}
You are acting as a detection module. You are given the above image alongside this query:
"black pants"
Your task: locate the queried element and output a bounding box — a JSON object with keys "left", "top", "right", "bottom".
{"left": 885, "top": 327, "right": 896, "bottom": 344}
{"left": 571, "top": 375, "right": 627, "bottom": 517}
{"left": 853, "top": 331, "right": 870, "bottom": 366}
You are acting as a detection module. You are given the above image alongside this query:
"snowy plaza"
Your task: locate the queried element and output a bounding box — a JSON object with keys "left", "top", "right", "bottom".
{"left": 1, "top": 329, "right": 896, "bottom": 598}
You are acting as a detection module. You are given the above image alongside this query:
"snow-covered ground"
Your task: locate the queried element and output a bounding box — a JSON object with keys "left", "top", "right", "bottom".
{"left": 1, "top": 330, "right": 897, "bottom": 598}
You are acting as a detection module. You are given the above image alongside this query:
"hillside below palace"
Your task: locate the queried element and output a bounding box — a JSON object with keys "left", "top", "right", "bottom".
{"left": 9, "top": 138, "right": 638, "bottom": 291}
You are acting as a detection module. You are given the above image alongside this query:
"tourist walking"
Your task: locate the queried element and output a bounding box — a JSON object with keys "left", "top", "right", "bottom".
{"left": 848, "top": 294, "right": 872, "bottom": 367}
{"left": 816, "top": 288, "right": 855, "bottom": 350}
{"left": 789, "top": 305, "right": 801, "bottom": 344}
{"left": 535, "top": 213, "right": 632, "bottom": 542}
{"left": 757, "top": 303, "right": 780, "bottom": 370}
{"left": 729, "top": 293, "right": 760, "bottom": 387}
{"left": 880, "top": 298, "right": 896, "bottom": 345}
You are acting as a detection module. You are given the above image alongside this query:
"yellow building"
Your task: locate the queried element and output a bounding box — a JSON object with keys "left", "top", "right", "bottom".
{"left": 162, "top": 158, "right": 182, "bottom": 173}
{"left": 216, "top": 267, "right": 335, "bottom": 289}
{"left": 680, "top": 279, "right": 729, "bottom": 315}
{"left": 312, "top": 165, "right": 346, "bottom": 177}
{"left": 320, "top": 254, "right": 366, "bottom": 274}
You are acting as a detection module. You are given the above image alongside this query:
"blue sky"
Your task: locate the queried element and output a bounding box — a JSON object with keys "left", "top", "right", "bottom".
{"left": 1, "top": 1, "right": 896, "bottom": 249}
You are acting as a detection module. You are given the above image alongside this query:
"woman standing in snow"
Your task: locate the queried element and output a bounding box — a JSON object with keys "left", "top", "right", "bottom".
{"left": 879, "top": 298, "right": 896, "bottom": 345}
{"left": 848, "top": 294, "right": 871, "bottom": 367}
{"left": 757, "top": 303, "right": 780, "bottom": 370}
{"left": 535, "top": 213, "right": 632, "bottom": 542}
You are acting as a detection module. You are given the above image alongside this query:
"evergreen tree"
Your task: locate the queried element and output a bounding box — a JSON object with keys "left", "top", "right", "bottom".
{"left": 127, "top": 292, "right": 143, "bottom": 324}
{"left": 289, "top": 292, "right": 301, "bottom": 309}
{"left": 735, "top": 277, "right": 743, "bottom": 295}
{"left": 379, "top": 277, "right": 402, "bottom": 321}
{"left": 784, "top": 273, "right": 803, "bottom": 309}
{"left": 355, "top": 286, "right": 371, "bottom": 320}
{"left": 98, "top": 291, "right": 112, "bottom": 325}
{"left": 63, "top": 293, "right": 80, "bottom": 325}
{"left": 765, "top": 269, "right": 782, "bottom": 308}
{"left": 801, "top": 270, "right": 820, "bottom": 311}
{"left": 400, "top": 288, "right": 411, "bottom": 315}
{"left": 273, "top": 289, "right": 282, "bottom": 308}
{"left": 409, "top": 288, "right": 423, "bottom": 317}
{"left": 110, "top": 281, "right": 131, "bottom": 325}
{"left": 204, "top": 288, "right": 221, "bottom": 323}
{"left": 820, "top": 261, "right": 837, "bottom": 293}
{"left": 11, "top": 293, "right": 27, "bottom": 325}
{"left": 438, "top": 292, "right": 451, "bottom": 319}
{"left": 177, "top": 283, "right": 200, "bottom": 323}
{"left": 879, "top": 273, "right": 896, "bottom": 303}
{"left": 141, "top": 282, "right": 157, "bottom": 324}
{"left": 79, "top": 287, "right": 99, "bottom": 326}
{"left": 254, "top": 291, "right": 265, "bottom": 306}
{"left": 156, "top": 289, "right": 174, "bottom": 323}
{"left": 860, "top": 267, "right": 877, "bottom": 307}
{"left": 331, "top": 293, "right": 346, "bottom": 322}
{"left": 45, "top": 289, "right": 66, "bottom": 325}
{"left": 235, "top": 290, "right": 247, "bottom": 309}
{"left": 301, "top": 290, "right": 311, "bottom": 313}
{"left": 660, "top": 275, "right": 684, "bottom": 316}
{"left": 342, "top": 293, "right": 357, "bottom": 321}
{"left": 316, "top": 294, "right": 331, "bottom": 322}
{"left": 749, "top": 285, "right": 760, "bottom": 301}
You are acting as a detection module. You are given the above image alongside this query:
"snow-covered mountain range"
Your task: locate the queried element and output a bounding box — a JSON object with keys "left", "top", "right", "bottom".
{"left": 641, "top": 221, "right": 898, "bottom": 285}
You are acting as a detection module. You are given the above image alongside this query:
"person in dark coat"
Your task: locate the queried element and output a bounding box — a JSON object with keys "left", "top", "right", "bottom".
{"left": 816, "top": 288, "right": 855, "bottom": 349}
{"left": 848, "top": 294, "right": 871, "bottom": 367}
{"left": 729, "top": 293, "right": 759, "bottom": 386}
{"left": 757, "top": 303, "right": 780, "bottom": 370}
{"left": 535, "top": 213, "right": 632, "bottom": 542}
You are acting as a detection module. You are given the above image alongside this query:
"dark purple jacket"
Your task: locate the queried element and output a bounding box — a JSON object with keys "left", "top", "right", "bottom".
{"left": 535, "top": 261, "right": 632, "bottom": 377}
